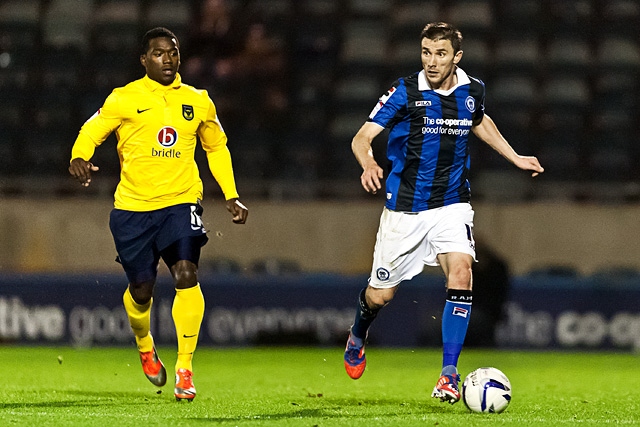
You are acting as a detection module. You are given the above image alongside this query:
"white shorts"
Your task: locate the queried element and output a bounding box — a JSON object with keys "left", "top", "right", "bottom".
{"left": 369, "top": 203, "right": 476, "bottom": 289}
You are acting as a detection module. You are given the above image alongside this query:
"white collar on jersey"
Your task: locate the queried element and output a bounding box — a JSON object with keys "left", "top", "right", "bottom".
{"left": 418, "top": 67, "right": 471, "bottom": 95}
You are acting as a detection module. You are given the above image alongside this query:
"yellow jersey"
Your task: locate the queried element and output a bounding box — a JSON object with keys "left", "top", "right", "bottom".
{"left": 71, "top": 74, "right": 239, "bottom": 211}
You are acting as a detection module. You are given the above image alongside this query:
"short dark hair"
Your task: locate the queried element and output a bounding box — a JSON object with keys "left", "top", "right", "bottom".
{"left": 141, "top": 27, "right": 179, "bottom": 54}
{"left": 420, "top": 22, "right": 463, "bottom": 53}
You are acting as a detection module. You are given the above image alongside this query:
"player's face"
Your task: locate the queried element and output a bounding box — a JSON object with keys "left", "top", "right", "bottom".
{"left": 420, "top": 37, "right": 462, "bottom": 90}
{"left": 140, "top": 36, "right": 180, "bottom": 86}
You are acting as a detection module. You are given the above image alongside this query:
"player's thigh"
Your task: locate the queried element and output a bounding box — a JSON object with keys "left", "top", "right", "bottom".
{"left": 424, "top": 203, "right": 476, "bottom": 266}
{"left": 109, "top": 209, "right": 160, "bottom": 284}
{"left": 370, "top": 208, "right": 428, "bottom": 288}
{"left": 156, "top": 203, "right": 208, "bottom": 253}
{"left": 437, "top": 251, "right": 474, "bottom": 290}
{"left": 160, "top": 236, "right": 206, "bottom": 271}
{"left": 156, "top": 203, "right": 209, "bottom": 262}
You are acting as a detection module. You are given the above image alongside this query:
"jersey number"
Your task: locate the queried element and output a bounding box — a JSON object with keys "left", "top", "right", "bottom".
{"left": 190, "top": 205, "right": 204, "bottom": 231}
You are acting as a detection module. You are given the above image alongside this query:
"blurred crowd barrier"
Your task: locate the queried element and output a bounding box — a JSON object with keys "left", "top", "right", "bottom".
{"left": 1, "top": 198, "right": 640, "bottom": 277}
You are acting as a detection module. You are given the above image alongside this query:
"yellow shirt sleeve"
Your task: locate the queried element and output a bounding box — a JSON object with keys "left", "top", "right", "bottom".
{"left": 200, "top": 94, "right": 239, "bottom": 200}
{"left": 70, "top": 92, "right": 122, "bottom": 162}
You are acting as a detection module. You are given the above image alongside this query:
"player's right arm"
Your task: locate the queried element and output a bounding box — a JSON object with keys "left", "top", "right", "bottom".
{"left": 352, "top": 121, "right": 385, "bottom": 194}
{"left": 354, "top": 80, "right": 405, "bottom": 195}
{"left": 69, "top": 92, "right": 122, "bottom": 187}
{"left": 68, "top": 158, "right": 99, "bottom": 187}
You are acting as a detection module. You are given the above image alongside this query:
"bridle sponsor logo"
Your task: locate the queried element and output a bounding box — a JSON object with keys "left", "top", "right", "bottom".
{"left": 153, "top": 126, "right": 181, "bottom": 158}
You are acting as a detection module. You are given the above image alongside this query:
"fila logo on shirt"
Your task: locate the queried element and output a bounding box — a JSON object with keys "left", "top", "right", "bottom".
{"left": 152, "top": 126, "right": 182, "bottom": 158}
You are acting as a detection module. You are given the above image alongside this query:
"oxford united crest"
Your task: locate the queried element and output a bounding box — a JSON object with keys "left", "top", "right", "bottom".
{"left": 182, "top": 104, "right": 194, "bottom": 121}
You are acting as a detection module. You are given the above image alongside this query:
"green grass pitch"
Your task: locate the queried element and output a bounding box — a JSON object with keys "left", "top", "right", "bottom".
{"left": 0, "top": 346, "right": 638, "bottom": 426}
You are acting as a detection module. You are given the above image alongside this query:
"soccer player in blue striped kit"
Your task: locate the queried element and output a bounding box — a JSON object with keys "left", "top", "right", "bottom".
{"left": 344, "top": 22, "right": 544, "bottom": 404}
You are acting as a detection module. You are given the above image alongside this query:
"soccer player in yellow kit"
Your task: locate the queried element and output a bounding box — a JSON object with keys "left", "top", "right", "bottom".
{"left": 69, "top": 27, "right": 248, "bottom": 401}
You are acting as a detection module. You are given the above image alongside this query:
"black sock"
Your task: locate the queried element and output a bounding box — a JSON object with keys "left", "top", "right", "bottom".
{"left": 350, "top": 288, "right": 380, "bottom": 339}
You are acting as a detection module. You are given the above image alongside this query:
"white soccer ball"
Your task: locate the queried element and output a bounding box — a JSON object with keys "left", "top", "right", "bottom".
{"left": 462, "top": 367, "right": 512, "bottom": 413}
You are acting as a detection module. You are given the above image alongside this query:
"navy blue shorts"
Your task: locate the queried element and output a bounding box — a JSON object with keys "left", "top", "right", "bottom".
{"left": 109, "top": 203, "right": 209, "bottom": 284}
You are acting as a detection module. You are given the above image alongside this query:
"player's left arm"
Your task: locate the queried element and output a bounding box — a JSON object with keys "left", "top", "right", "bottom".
{"left": 199, "top": 95, "right": 248, "bottom": 224}
{"left": 472, "top": 115, "right": 544, "bottom": 177}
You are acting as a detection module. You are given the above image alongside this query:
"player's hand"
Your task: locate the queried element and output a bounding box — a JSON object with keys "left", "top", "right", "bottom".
{"left": 68, "top": 158, "right": 99, "bottom": 187}
{"left": 515, "top": 155, "right": 544, "bottom": 177}
{"left": 360, "top": 164, "right": 384, "bottom": 194}
{"left": 226, "top": 198, "right": 248, "bottom": 224}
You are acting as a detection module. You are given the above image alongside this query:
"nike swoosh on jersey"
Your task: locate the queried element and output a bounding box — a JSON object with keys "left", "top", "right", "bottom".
{"left": 137, "top": 108, "right": 152, "bottom": 113}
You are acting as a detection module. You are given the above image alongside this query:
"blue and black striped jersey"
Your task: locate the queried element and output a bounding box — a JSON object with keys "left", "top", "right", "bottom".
{"left": 368, "top": 68, "right": 485, "bottom": 212}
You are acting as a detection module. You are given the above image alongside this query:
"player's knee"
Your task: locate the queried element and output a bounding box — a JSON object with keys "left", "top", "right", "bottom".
{"left": 447, "top": 265, "right": 472, "bottom": 290}
{"left": 172, "top": 261, "right": 198, "bottom": 289}
{"left": 129, "top": 282, "right": 154, "bottom": 304}
{"left": 366, "top": 288, "right": 396, "bottom": 309}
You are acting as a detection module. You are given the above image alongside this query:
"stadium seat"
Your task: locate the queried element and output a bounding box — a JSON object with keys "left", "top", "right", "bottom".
{"left": 77, "top": 88, "right": 111, "bottom": 120}
{"left": 545, "top": 36, "right": 592, "bottom": 74}
{"left": 325, "top": 110, "right": 372, "bottom": 180}
{"left": 0, "top": 21, "right": 40, "bottom": 53}
{"left": 586, "top": 107, "right": 636, "bottom": 181}
{"left": 587, "top": 142, "right": 634, "bottom": 182}
{"left": 592, "top": 71, "right": 638, "bottom": 109}
{"left": 0, "top": 87, "right": 27, "bottom": 128}
{"left": 87, "top": 50, "right": 140, "bottom": 91}
{"left": 596, "top": 37, "right": 640, "bottom": 72}
{"left": 23, "top": 126, "right": 74, "bottom": 175}
{"left": 225, "top": 126, "right": 275, "bottom": 180}
{"left": 245, "top": 0, "right": 293, "bottom": 42}
{"left": 339, "top": 19, "right": 388, "bottom": 68}
{"left": 0, "top": 126, "right": 19, "bottom": 175}
{"left": 328, "top": 112, "right": 367, "bottom": 145}
{"left": 0, "top": 50, "right": 35, "bottom": 90}
{"left": 297, "top": 0, "right": 339, "bottom": 17}
{"left": 489, "top": 75, "right": 537, "bottom": 108}
{"left": 392, "top": 0, "right": 441, "bottom": 29}
{"left": 333, "top": 75, "right": 382, "bottom": 109}
{"left": 547, "top": 0, "right": 595, "bottom": 33}
{"left": 40, "top": 46, "right": 83, "bottom": 88}
{"left": 0, "top": 0, "right": 41, "bottom": 53}
{"left": 42, "top": 0, "right": 95, "bottom": 51}
{"left": 387, "top": 39, "right": 421, "bottom": 77}
{"left": 91, "top": 0, "right": 141, "bottom": 53}
{"left": 459, "top": 38, "right": 491, "bottom": 77}
{"left": 0, "top": 0, "right": 41, "bottom": 27}
{"left": 278, "top": 133, "right": 324, "bottom": 182}
{"left": 495, "top": 0, "right": 543, "bottom": 32}
{"left": 292, "top": 18, "right": 340, "bottom": 70}
{"left": 445, "top": 0, "right": 494, "bottom": 38}
{"left": 493, "top": 36, "right": 541, "bottom": 75}
{"left": 536, "top": 127, "right": 586, "bottom": 184}
{"left": 599, "top": 0, "right": 640, "bottom": 36}
{"left": 144, "top": 0, "right": 193, "bottom": 41}
{"left": 348, "top": 0, "right": 390, "bottom": 18}
{"left": 540, "top": 76, "right": 591, "bottom": 112}
{"left": 486, "top": 74, "right": 536, "bottom": 161}
{"left": 246, "top": 0, "right": 293, "bottom": 17}
{"left": 31, "top": 87, "right": 75, "bottom": 129}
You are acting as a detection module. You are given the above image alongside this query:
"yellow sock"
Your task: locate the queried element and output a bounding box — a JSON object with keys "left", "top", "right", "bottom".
{"left": 172, "top": 284, "right": 205, "bottom": 372}
{"left": 123, "top": 287, "right": 154, "bottom": 352}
